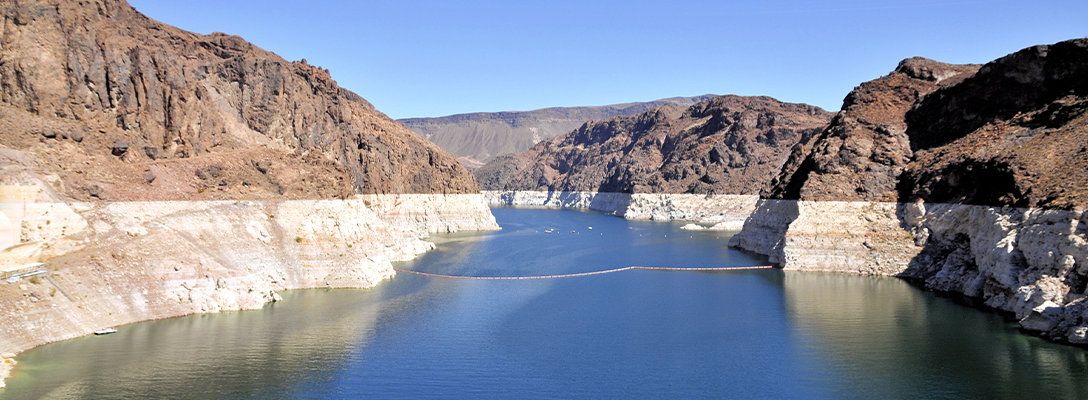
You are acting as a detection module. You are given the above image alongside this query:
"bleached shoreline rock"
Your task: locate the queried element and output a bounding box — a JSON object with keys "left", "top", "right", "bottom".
{"left": 0, "top": 194, "right": 499, "bottom": 388}
{"left": 730, "top": 199, "right": 1088, "bottom": 344}
{"left": 484, "top": 190, "right": 758, "bottom": 229}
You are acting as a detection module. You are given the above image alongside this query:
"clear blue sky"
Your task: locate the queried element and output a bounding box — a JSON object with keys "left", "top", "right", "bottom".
{"left": 126, "top": 0, "right": 1087, "bottom": 119}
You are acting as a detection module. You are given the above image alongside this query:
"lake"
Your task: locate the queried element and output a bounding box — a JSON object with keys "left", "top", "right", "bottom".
{"left": 3, "top": 208, "right": 1087, "bottom": 399}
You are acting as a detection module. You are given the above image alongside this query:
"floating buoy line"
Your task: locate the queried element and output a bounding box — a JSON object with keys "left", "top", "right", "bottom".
{"left": 392, "top": 265, "right": 774, "bottom": 280}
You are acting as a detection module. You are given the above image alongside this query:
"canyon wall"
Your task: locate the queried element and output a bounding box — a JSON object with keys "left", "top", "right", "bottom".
{"left": 399, "top": 95, "right": 717, "bottom": 169}
{"left": 733, "top": 39, "right": 1088, "bottom": 344}
{"left": 0, "top": 0, "right": 479, "bottom": 196}
{"left": 485, "top": 190, "right": 758, "bottom": 230}
{"left": 0, "top": 194, "right": 498, "bottom": 359}
{"left": 0, "top": 0, "right": 502, "bottom": 387}
{"left": 474, "top": 95, "right": 831, "bottom": 229}
{"left": 476, "top": 95, "right": 832, "bottom": 195}
{"left": 732, "top": 200, "right": 1088, "bottom": 344}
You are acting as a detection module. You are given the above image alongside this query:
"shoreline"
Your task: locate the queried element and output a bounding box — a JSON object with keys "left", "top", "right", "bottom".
{"left": 0, "top": 194, "right": 499, "bottom": 389}
{"left": 732, "top": 199, "right": 1088, "bottom": 345}
{"left": 6, "top": 193, "right": 1088, "bottom": 388}
{"left": 483, "top": 190, "right": 759, "bottom": 230}
{"left": 489, "top": 191, "right": 1088, "bottom": 346}
{"left": 0, "top": 356, "right": 11, "bottom": 389}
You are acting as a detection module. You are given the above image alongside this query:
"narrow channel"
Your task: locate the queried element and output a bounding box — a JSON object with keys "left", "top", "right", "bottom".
{"left": 3, "top": 208, "right": 1086, "bottom": 399}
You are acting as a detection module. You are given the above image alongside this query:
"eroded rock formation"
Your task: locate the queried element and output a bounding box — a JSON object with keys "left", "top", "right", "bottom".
{"left": 0, "top": 0, "right": 478, "bottom": 196}
{"left": 0, "top": 194, "right": 499, "bottom": 358}
{"left": 398, "top": 95, "right": 717, "bottom": 168}
{"left": 0, "top": 0, "right": 500, "bottom": 386}
{"left": 733, "top": 38, "right": 1088, "bottom": 344}
{"left": 476, "top": 95, "right": 833, "bottom": 195}
{"left": 765, "top": 58, "right": 980, "bottom": 201}
{"left": 485, "top": 190, "right": 759, "bottom": 230}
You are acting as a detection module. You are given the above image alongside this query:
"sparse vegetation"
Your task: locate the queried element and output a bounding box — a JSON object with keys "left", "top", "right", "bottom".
{"left": 295, "top": 236, "right": 302, "bottom": 243}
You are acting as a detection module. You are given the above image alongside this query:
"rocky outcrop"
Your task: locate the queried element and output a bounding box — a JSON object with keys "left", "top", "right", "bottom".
{"left": 399, "top": 95, "right": 717, "bottom": 167}
{"left": 733, "top": 38, "right": 1088, "bottom": 344}
{"left": 897, "top": 40, "right": 1088, "bottom": 209}
{"left": 0, "top": 0, "right": 478, "bottom": 195}
{"left": 765, "top": 58, "right": 979, "bottom": 201}
{"left": 0, "top": 0, "right": 502, "bottom": 388}
{"left": 477, "top": 95, "right": 833, "bottom": 195}
{"left": 0, "top": 194, "right": 498, "bottom": 359}
{"left": 731, "top": 200, "right": 920, "bottom": 274}
{"left": 485, "top": 190, "right": 758, "bottom": 229}
{"left": 898, "top": 203, "right": 1088, "bottom": 344}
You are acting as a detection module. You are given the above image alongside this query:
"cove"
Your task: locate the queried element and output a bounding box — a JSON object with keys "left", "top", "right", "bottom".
{"left": 3, "top": 208, "right": 1087, "bottom": 399}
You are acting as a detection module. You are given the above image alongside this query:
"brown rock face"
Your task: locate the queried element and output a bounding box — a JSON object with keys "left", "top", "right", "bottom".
{"left": 769, "top": 38, "right": 1088, "bottom": 210}
{"left": 898, "top": 39, "right": 1088, "bottom": 209}
{"left": 765, "top": 58, "right": 980, "bottom": 201}
{"left": 476, "top": 95, "right": 833, "bottom": 194}
{"left": 0, "top": 0, "right": 477, "bottom": 198}
{"left": 398, "top": 95, "right": 718, "bottom": 167}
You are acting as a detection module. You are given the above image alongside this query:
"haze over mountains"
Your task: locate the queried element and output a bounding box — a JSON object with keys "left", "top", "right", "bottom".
{"left": 397, "top": 95, "right": 716, "bottom": 169}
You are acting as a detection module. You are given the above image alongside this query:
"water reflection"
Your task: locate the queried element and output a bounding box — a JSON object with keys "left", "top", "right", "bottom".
{"left": 4, "top": 209, "right": 1088, "bottom": 399}
{"left": 783, "top": 272, "right": 1088, "bottom": 399}
{"left": 5, "top": 289, "right": 383, "bottom": 399}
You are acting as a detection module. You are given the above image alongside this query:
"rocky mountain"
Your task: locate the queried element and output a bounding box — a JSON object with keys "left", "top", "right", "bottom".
{"left": 732, "top": 38, "right": 1088, "bottom": 345}
{"left": 0, "top": 0, "right": 478, "bottom": 201}
{"left": 476, "top": 95, "right": 833, "bottom": 194}
{"left": 0, "top": 0, "right": 500, "bottom": 379}
{"left": 767, "top": 39, "right": 1088, "bottom": 210}
{"left": 397, "top": 95, "right": 717, "bottom": 168}
{"left": 764, "top": 58, "right": 980, "bottom": 202}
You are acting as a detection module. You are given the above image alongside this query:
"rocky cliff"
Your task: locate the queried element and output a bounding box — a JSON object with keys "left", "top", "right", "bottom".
{"left": 0, "top": 0, "right": 500, "bottom": 387}
{"left": 476, "top": 95, "right": 833, "bottom": 195}
{"left": 398, "top": 95, "right": 717, "bottom": 169}
{"left": 0, "top": 193, "right": 498, "bottom": 358}
{"left": 732, "top": 38, "right": 1088, "bottom": 345}
{"left": 485, "top": 191, "right": 759, "bottom": 230}
{"left": 0, "top": 0, "right": 478, "bottom": 197}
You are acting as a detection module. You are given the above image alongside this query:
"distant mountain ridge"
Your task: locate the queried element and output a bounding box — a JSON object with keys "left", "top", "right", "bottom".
{"left": 397, "top": 95, "right": 717, "bottom": 168}
{"left": 474, "top": 95, "right": 834, "bottom": 194}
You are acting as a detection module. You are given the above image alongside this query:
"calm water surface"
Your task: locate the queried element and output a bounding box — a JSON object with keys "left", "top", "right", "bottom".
{"left": 4, "top": 208, "right": 1087, "bottom": 399}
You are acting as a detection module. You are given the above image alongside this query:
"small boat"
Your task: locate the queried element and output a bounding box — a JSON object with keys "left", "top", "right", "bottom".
{"left": 544, "top": 229, "right": 554, "bottom": 234}
{"left": 587, "top": 227, "right": 593, "bottom": 230}
{"left": 94, "top": 328, "right": 117, "bottom": 335}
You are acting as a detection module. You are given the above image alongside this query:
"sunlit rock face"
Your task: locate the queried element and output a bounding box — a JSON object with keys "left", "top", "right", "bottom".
{"left": 734, "top": 39, "right": 1088, "bottom": 344}
{"left": 0, "top": 1, "right": 502, "bottom": 388}
{"left": 0, "top": 0, "right": 479, "bottom": 196}
{"left": 0, "top": 194, "right": 498, "bottom": 358}
{"left": 485, "top": 190, "right": 758, "bottom": 230}
{"left": 475, "top": 95, "right": 833, "bottom": 195}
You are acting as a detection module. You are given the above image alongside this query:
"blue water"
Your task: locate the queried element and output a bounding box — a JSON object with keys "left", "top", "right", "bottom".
{"left": 4, "top": 208, "right": 1087, "bottom": 399}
